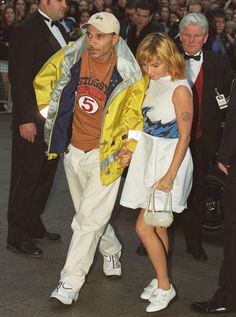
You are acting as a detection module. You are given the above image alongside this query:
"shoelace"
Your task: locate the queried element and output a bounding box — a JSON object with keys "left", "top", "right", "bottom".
{"left": 150, "top": 289, "right": 169, "bottom": 303}
{"left": 56, "top": 281, "right": 72, "bottom": 292}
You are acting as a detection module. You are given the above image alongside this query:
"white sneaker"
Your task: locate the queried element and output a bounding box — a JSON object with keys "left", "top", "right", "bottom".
{"left": 103, "top": 251, "right": 121, "bottom": 277}
{"left": 50, "top": 282, "right": 78, "bottom": 305}
{"left": 146, "top": 284, "right": 176, "bottom": 312}
{"left": 140, "top": 278, "right": 158, "bottom": 300}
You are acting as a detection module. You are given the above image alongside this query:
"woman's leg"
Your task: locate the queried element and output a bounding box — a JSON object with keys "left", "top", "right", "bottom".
{"left": 136, "top": 209, "right": 170, "bottom": 290}
{"left": 1, "top": 72, "right": 9, "bottom": 98}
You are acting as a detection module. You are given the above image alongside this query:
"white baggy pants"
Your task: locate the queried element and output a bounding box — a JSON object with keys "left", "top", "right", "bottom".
{"left": 60, "top": 145, "right": 121, "bottom": 292}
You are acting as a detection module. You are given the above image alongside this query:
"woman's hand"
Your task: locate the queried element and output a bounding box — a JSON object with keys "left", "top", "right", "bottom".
{"left": 152, "top": 174, "right": 174, "bottom": 193}
{"left": 117, "top": 146, "right": 133, "bottom": 168}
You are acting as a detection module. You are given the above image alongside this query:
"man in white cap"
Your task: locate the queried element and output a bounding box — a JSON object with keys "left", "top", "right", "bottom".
{"left": 34, "top": 12, "right": 145, "bottom": 305}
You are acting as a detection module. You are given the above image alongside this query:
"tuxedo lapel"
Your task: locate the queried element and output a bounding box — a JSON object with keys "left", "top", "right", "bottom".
{"left": 35, "top": 11, "right": 67, "bottom": 53}
{"left": 201, "top": 50, "right": 213, "bottom": 109}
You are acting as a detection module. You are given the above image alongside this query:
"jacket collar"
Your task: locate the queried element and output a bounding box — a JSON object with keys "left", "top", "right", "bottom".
{"left": 61, "top": 35, "right": 142, "bottom": 83}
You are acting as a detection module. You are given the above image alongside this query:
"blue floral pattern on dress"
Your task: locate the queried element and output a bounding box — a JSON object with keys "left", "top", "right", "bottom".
{"left": 142, "top": 106, "right": 179, "bottom": 138}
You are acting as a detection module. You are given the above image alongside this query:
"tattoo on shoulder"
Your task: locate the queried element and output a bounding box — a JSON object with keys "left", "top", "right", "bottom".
{"left": 181, "top": 112, "right": 191, "bottom": 121}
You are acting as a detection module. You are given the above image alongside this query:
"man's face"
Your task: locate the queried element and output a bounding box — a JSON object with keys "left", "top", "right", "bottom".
{"left": 118, "top": 0, "right": 127, "bottom": 8}
{"left": 169, "top": 0, "right": 178, "bottom": 12}
{"left": 43, "top": 0, "right": 67, "bottom": 20}
{"left": 201, "top": 0, "right": 211, "bottom": 10}
{"left": 161, "top": 0, "right": 169, "bottom": 6}
{"left": 136, "top": 8, "right": 152, "bottom": 29}
{"left": 180, "top": 24, "right": 208, "bottom": 55}
{"left": 125, "top": 7, "right": 136, "bottom": 24}
{"left": 189, "top": 4, "right": 202, "bottom": 13}
{"left": 93, "top": 0, "right": 104, "bottom": 10}
{"left": 86, "top": 25, "right": 119, "bottom": 62}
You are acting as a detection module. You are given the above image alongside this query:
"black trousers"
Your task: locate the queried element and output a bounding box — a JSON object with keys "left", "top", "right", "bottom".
{"left": 182, "top": 138, "right": 210, "bottom": 249}
{"left": 213, "top": 159, "right": 236, "bottom": 309}
{"left": 7, "top": 124, "right": 59, "bottom": 243}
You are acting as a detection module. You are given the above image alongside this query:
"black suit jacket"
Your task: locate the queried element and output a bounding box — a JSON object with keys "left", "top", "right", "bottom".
{"left": 218, "top": 79, "right": 236, "bottom": 165}
{"left": 9, "top": 10, "right": 69, "bottom": 127}
{"left": 127, "top": 21, "right": 164, "bottom": 56}
{"left": 196, "top": 50, "right": 234, "bottom": 161}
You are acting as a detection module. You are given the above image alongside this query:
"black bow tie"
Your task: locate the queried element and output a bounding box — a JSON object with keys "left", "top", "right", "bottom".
{"left": 184, "top": 53, "right": 201, "bottom": 61}
{"left": 42, "top": 15, "right": 60, "bottom": 28}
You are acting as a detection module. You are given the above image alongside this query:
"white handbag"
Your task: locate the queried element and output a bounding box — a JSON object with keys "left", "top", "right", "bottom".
{"left": 144, "top": 188, "right": 174, "bottom": 228}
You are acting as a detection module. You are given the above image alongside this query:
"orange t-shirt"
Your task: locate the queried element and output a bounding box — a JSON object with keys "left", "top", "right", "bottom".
{"left": 71, "top": 50, "right": 116, "bottom": 151}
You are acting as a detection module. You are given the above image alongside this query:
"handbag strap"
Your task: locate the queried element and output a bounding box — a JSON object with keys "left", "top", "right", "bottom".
{"left": 149, "top": 188, "right": 173, "bottom": 216}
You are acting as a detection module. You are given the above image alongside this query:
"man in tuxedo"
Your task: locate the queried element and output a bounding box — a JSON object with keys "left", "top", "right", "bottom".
{"left": 191, "top": 79, "right": 236, "bottom": 314}
{"left": 7, "top": 0, "right": 70, "bottom": 258}
{"left": 179, "top": 13, "right": 234, "bottom": 261}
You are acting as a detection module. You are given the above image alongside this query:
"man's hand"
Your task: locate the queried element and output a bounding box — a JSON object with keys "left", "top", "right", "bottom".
{"left": 218, "top": 162, "right": 230, "bottom": 175}
{"left": 19, "top": 123, "right": 37, "bottom": 143}
{"left": 117, "top": 146, "right": 133, "bottom": 168}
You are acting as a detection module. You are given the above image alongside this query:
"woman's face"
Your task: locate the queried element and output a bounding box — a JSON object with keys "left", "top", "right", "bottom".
{"left": 80, "top": 11, "right": 90, "bottom": 24}
{"left": 160, "top": 7, "right": 169, "bottom": 20}
{"left": 79, "top": 0, "right": 88, "bottom": 11}
{"left": 16, "top": 0, "right": 25, "bottom": 12}
{"left": 5, "top": 7, "right": 16, "bottom": 25}
{"left": 141, "top": 57, "right": 169, "bottom": 80}
{"left": 69, "top": 4, "right": 77, "bottom": 15}
{"left": 214, "top": 17, "right": 225, "bottom": 34}
{"left": 29, "top": 3, "right": 38, "bottom": 15}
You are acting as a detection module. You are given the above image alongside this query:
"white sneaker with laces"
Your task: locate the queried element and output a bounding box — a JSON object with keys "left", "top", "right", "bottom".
{"left": 146, "top": 284, "right": 176, "bottom": 312}
{"left": 103, "top": 251, "right": 121, "bottom": 277}
{"left": 140, "top": 278, "right": 158, "bottom": 300}
{"left": 50, "top": 281, "right": 79, "bottom": 305}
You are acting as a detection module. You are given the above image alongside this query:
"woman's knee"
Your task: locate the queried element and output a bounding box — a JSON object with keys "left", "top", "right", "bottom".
{"left": 135, "top": 220, "right": 149, "bottom": 240}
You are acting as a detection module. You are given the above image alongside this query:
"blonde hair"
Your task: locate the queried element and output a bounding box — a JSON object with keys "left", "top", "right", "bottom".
{"left": 136, "top": 32, "right": 186, "bottom": 80}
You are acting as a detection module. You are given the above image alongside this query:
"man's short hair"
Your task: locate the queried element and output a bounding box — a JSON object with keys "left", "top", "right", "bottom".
{"left": 136, "top": 0, "right": 155, "bottom": 15}
{"left": 179, "top": 12, "right": 209, "bottom": 34}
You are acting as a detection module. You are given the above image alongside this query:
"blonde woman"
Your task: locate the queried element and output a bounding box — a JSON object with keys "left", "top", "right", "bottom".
{"left": 120, "top": 32, "right": 193, "bottom": 312}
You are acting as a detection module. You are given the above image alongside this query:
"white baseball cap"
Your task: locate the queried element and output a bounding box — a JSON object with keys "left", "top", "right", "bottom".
{"left": 82, "top": 12, "right": 120, "bottom": 34}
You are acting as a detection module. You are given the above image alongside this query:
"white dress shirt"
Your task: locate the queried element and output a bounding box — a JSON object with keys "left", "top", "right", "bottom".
{"left": 185, "top": 50, "right": 203, "bottom": 87}
{"left": 38, "top": 9, "right": 67, "bottom": 48}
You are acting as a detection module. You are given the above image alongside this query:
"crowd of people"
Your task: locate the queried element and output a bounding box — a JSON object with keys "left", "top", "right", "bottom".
{"left": 0, "top": 0, "right": 236, "bottom": 314}
{"left": 0, "top": 0, "right": 236, "bottom": 111}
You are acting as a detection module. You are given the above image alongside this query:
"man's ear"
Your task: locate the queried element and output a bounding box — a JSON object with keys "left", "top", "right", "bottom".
{"left": 203, "top": 33, "right": 209, "bottom": 44}
{"left": 112, "top": 34, "right": 120, "bottom": 46}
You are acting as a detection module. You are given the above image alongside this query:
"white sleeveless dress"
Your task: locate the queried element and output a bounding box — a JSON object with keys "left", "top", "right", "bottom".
{"left": 120, "top": 76, "right": 193, "bottom": 213}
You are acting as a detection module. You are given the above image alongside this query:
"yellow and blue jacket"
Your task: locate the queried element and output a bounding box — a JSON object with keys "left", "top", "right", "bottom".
{"left": 34, "top": 35, "right": 149, "bottom": 186}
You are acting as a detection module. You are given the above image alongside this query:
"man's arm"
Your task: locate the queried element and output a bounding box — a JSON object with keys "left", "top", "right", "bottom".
{"left": 9, "top": 24, "right": 37, "bottom": 125}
